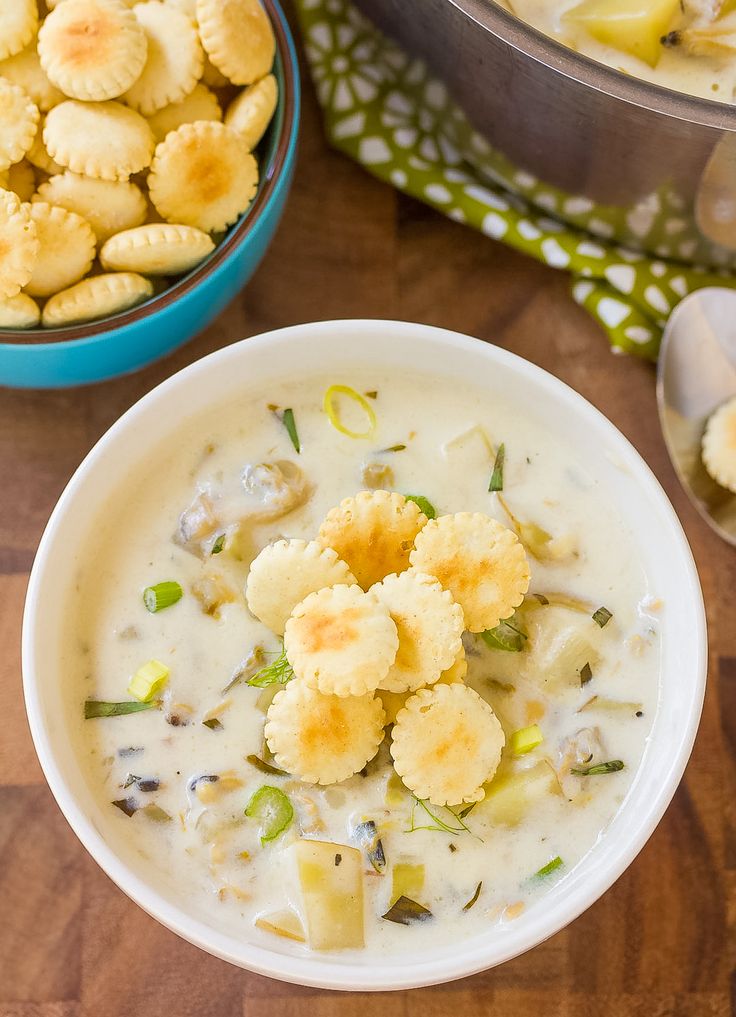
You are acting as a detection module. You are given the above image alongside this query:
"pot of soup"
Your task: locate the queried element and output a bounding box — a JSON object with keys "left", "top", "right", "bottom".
{"left": 355, "top": 0, "right": 736, "bottom": 268}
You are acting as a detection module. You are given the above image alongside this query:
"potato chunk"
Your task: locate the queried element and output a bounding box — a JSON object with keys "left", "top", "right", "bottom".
{"left": 565, "top": 0, "right": 680, "bottom": 65}
{"left": 294, "top": 840, "right": 364, "bottom": 950}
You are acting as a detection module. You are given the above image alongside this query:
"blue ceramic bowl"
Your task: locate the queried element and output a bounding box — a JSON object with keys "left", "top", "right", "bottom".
{"left": 0, "top": 0, "right": 300, "bottom": 389}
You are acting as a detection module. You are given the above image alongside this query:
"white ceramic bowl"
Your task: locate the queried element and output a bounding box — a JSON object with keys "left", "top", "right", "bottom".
{"left": 22, "top": 319, "right": 707, "bottom": 991}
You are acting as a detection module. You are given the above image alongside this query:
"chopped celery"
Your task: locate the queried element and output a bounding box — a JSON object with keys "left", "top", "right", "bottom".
{"left": 245, "top": 785, "right": 293, "bottom": 845}
{"left": 255, "top": 909, "right": 306, "bottom": 943}
{"left": 294, "top": 839, "right": 364, "bottom": 949}
{"left": 391, "top": 862, "right": 425, "bottom": 905}
{"left": 483, "top": 760, "right": 562, "bottom": 827}
{"left": 142, "top": 581, "right": 182, "bottom": 613}
{"left": 127, "top": 659, "right": 169, "bottom": 703}
{"left": 404, "top": 494, "right": 437, "bottom": 519}
{"left": 509, "top": 724, "right": 544, "bottom": 756}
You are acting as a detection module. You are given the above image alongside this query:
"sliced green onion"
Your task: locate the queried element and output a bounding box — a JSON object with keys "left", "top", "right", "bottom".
{"left": 382, "top": 895, "right": 433, "bottom": 925}
{"left": 462, "top": 881, "right": 483, "bottom": 911}
{"left": 534, "top": 856, "right": 564, "bottom": 879}
{"left": 211, "top": 533, "right": 226, "bottom": 555}
{"left": 489, "top": 442, "right": 505, "bottom": 492}
{"left": 127, "top": 659, "right": 169, "bottom": 703}
{"left": 246, "top": 642, "right": 294, "bottom": 687}
{"left": 281, "top": 408, "right": 300, "bottom": 453}
{"left": 404, "top": 494, "right": 437, "bottom": 520}
{"left": 481, "top": 616, "right": 527, "bottom": 652}
{"left": 579, "top": 661, "right": 593, "bottom": 686}
{"left": 85, "top": 699, "right": 158, "bottom": 719}
{"left": 592, "top": 606, "right": 613, "bottom": 628}
{"left": 323, "top": 384, "right": 377, "bottom": 439}
{"left": 509, "top": 724, "right": 544, "bottom": 755}
{"left": 381, "top": 444, "right": 406, "bottom": 453}
{"left": 571, "top": 760, "right": 624, "bottom": 776}
{"left": 246, "top": 753, "right": 287, "bottom": 776}
{"left": 244, "top": 785, "right": 294, "bottom": 845}
{"left": 143, "top": 581, "right": 183, "bottom": 613}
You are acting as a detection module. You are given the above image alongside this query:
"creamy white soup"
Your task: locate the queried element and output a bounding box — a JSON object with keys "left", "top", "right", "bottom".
{"left": 67, "top": 371, "right": 660, "bottom": 956}
{"left": 499, "top": 0, "right": 736, "bottom": 103}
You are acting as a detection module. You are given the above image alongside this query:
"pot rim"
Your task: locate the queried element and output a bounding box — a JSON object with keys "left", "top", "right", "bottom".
{"left": 451, "top": 0, "right": 736, "bottom": 129}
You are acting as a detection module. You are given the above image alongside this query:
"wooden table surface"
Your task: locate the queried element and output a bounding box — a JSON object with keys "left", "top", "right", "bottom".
{"left": 2, "top": 24, "right": 735, "bottom": 1017}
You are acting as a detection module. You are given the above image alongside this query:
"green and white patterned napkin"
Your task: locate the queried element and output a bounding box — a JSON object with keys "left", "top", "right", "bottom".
{"left": 295, "top": 0, "right": 735, "bottom": 360}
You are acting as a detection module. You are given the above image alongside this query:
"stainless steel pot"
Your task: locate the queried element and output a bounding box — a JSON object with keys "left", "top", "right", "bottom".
{"left": 356, "top": 0, "right": 736, "bottom": 267}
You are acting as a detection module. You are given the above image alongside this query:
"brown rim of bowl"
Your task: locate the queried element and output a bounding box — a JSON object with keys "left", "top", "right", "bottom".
{"left": 456, "top": 0, "right": 736, "bottom": 129}
{"left": 1, "top": 0, "right": 297, "bottom": 346}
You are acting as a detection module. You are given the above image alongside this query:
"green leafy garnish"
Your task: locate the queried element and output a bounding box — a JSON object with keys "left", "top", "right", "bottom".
{"left": 592, "top": 606, "right": 613, "bottom": 628}
{"left": 85, "top": 700, "right": 158, "bottom": 719}
{"left": 281, "top": 408, "right": 300, "bottom": 453}
{"left": 354, "top": 820, "right": 386, "bottom": 872}
{"left": 143, "top": 581, "right": 183, "bottom": 613}
{"left": 246, "top": 642, "right": 295, "bottom": 687}
{"left": 245, "top": 785, "right": 294, "bottom": 845}
{"left": 211, "top": 533, "right": 226, "bottom": 555}
{"left": 489, "top": 442, "right": 505, "bottom": 492}
{"left": 404, "top": 494, "right": 437, "bottom": 520}
{"left": 579, "top": 661, "right": 593, "bottom": 686}
{"left": 407, "top": 797, "right": 479, "bottom": 838}
{"left": 481, "top": 615, "right": 528, "bottom": 652}
{"left": 534, "top": 856, "right": 564, "bottom": 879}
{"left": 222, "top": 645, "right": 266, "bottom": 694}
{"left": 246, "top": 754, "right": 287, "bottom": 776}
{"left": 381, "top": 895, "right": 433, "bottom": 925}
{"left": 462, "top": 881, "right": 483, "bottom": 911}
{"left": 571, "top": 760, "right": 625, "bottom": 776}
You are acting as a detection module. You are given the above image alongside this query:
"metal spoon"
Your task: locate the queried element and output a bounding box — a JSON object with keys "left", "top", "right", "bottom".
{"left": 656, "top": 286, "right": 736, "bottom": 545}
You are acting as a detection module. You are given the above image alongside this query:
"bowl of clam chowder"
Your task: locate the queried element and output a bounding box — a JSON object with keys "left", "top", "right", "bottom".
{"left": 22, "top": 319, "right": 706, "bottom": 990}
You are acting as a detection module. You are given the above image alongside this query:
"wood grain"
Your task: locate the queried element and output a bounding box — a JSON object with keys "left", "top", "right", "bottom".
{"left": 1, "top": 13, "right": 734, "bottom": 1016}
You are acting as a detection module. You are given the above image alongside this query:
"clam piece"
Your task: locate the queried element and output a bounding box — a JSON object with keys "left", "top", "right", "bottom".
{"left": 241, "top": 459, "right": 310, "bottom": 520}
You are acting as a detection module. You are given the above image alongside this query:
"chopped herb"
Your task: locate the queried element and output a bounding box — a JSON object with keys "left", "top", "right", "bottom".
{"left": 323, "top": 384, "right": 377, "bottom": 439}
{"left": 280, "top": 407, "right": 300, "bottom": 453}
{"left": 382, "top": 895, "right": 433, "bottom": 926}
{"left": 404, "top": 494, "right": 436, "bottom": 519}
{"left": 407, "top": 797, "right": 478, "bottom": 838}
{"left": 222, "top": 645, "right": 266, "bottom": 694}
{"left": 112, "top": 797, "right": 138, "bottom": 816}
{"left": 246, "top": 641, "right": 294, "bottom": 687}
{"left": 365, "top": 390, "right": 378, "bottom": 399}
{"left": 141, "top": 803, "right": 171, "bottom": 822}
{"left": 136, "top": 778, "right": 160, "bottom": 793}
{"left": 354, "top": 820, "right": 387, "bottom": 872}
{"left": 84, "top": 700, "right": 158, "bottom": 719}
{"left": 580, "top": 661, "right": 593, "bottom": 686}
{"left": 571, "top": 760, "right": 625, "bottom": 776}
{"left": 245, "top": 785, "right": 294, "bottom": 845}
{"left": 636, "top": 710, "right": 643, "bottom": 717}
{"left": 381, "top": 444, "right": 406, "bottom": 453}
{"left": 128, "top": 659, "right": 169, "bottom": 702}
{"left": 121, "top": 773, "right": 141, "bottom": 789}
{"left": 489, "top": 442, "right": 506, "bottom": 492}
{"left": 534, "top": 856, "right": 564, "bottom": 879}
{"left": 448, "top": 843, "right": 458, "bottom": 853}
{"left": 246, "top": 753, "right": 287, "bottom": 776}
{"left": 211, "top": 533, "right": 226, "bottom": 555}
{"left": 334, "top": 853, "right": 342, "bottom": 867}
{"left": 592, "top": 606, "right": 613, "bottom": 628}
{"left": 481, "top": 615, "right": 528, "bottom": 652}
{"left": 531, "top": 593, "right": 549, "bottom": 605}
{"left": 457, "top": 802, "right": 476, "bottom": 819}
{"left": 142, "top": 581, "right": 183, "bottom": 613}
{"left": 203, "top": 718, "right": 223, "bottom": 731}
{"left": 463, "top": 881, "right": 483, "bottom": 911}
